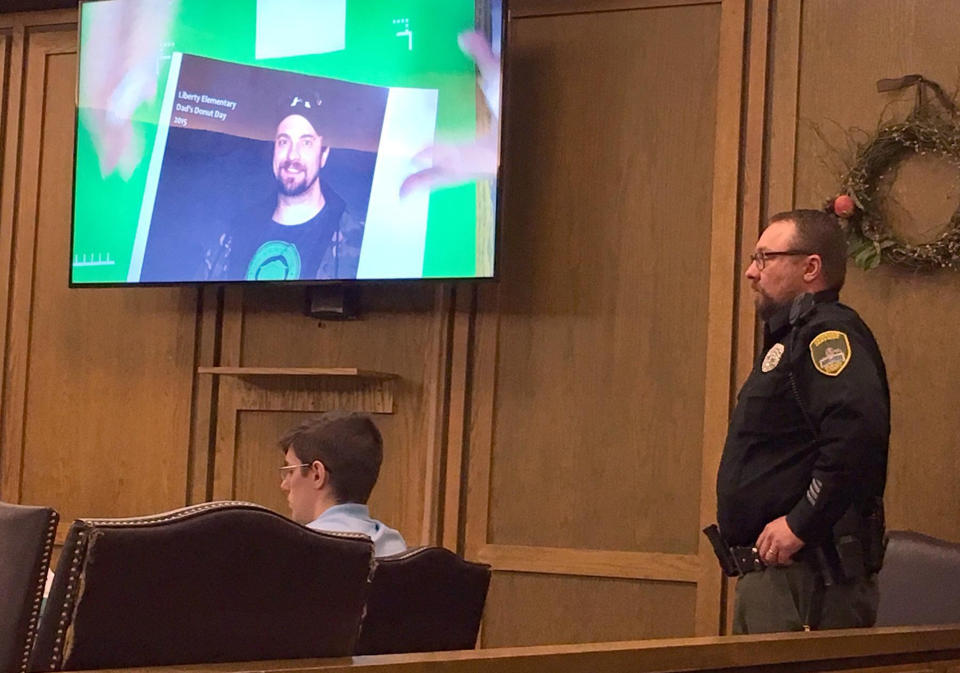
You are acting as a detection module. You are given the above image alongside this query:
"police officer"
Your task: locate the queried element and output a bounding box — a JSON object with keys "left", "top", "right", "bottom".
{"left": 715, "top": 209, "right": 889, "bottom": 634}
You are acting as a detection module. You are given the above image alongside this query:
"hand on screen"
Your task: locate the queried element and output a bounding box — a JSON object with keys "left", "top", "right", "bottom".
{"left": 80, "top": 0, "right": 176, "bottom": 180}
{"left": 400, "top": 30, "right": 500, "bottom": 198}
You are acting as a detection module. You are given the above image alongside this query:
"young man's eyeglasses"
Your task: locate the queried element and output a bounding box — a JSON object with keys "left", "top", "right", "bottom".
{"left": 278, "top": 463, "right": 311, "bottom": 481}
{"left": 278, "top": 461, "right": 332, "bottom": 481}
{"left": 749, "top": 250, "right": 813, "bottom": 271}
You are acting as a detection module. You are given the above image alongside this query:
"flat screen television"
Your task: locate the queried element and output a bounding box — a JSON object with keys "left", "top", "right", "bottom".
{"left": 72, "top": 0, "right": 505, "bottom": 285}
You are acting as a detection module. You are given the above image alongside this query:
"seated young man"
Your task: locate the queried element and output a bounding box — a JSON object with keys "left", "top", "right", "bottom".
{"left": 279, "top": 412, "right": 406, "bottom": 556}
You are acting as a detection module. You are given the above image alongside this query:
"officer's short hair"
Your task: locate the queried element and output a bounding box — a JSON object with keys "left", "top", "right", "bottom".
{"left": 278, "top": 412, "right": 383, "bottom": 504}
{"left": 768, "top": 209, "right": 847, "bottom": 291}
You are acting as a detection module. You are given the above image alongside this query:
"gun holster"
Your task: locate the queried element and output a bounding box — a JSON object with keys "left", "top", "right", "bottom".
{"left": 813, "top": 499, "right": 886, "bottom": 584}
{"left": 703, "top": 524, "right": 738, "bottom": 576}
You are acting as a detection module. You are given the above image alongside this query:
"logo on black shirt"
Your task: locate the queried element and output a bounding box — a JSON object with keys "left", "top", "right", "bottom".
{"left": 247, "top": 241, "right": 302, "bottom": 280}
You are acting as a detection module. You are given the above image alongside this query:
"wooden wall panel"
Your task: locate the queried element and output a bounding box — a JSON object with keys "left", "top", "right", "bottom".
{"left": 487, "top": 2, "right": 720, "bottom": 556}
{"left": 695, "top": 0, "right": 749, "bottom": 637}
{"left": 0, "top": 20, "right": 200, "bottom": 526}
{"left": 773, "top": 0, "right": 960, "bottom": 543}
{"left": 464, "top": 0, "right": 724, "bottom": 647}
{"left": 213, "top": 284, "right": 450, "bottom": 546}
{"left": 510, "top": 0, "right": 718, "bottom": 19}
{"left": 0, "top": 28, "right": 14, "bottom": 431}
{"left": 482, "top": 572, "right": 697, "bottom": 647}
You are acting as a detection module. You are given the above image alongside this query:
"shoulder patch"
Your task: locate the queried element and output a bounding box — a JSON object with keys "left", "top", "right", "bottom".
{"left": 809, "top": 330, "right": 851, "bottom": 376}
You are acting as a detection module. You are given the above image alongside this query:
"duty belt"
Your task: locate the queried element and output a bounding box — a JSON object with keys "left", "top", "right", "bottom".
{"left": 729, "top": 545, "right": 765, "bottom": 575}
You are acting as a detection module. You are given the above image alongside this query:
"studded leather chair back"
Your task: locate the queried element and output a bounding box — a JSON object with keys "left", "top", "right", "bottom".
{"left": 29, "top": 502, "right": 373, "bottom": 671}
{"left": 356, "top": 546, "right": 490, "bottom": 655}
{"left": 0, "top": 502, "right": 58, "bottom": 673}
{"left": 876, "top": 529, "right": 960, "bottom": 626}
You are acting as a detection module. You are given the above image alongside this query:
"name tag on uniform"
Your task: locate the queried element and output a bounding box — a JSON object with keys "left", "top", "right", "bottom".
{"left": 761, "top": 343, "right": 784, "bottom": 372}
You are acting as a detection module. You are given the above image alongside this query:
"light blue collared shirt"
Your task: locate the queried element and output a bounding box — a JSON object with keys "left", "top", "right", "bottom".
{"left": 307, "top": 503, "right": 407, "bottom": 557}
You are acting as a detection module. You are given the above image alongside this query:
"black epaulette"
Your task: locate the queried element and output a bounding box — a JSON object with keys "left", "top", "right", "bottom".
{"left": 789, "top": 292, "right": 816, "bottom": 326}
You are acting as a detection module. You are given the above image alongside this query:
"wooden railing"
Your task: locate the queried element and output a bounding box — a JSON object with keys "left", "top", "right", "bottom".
{"left": 76, "top": 625, "right": 960, "bottom": 673}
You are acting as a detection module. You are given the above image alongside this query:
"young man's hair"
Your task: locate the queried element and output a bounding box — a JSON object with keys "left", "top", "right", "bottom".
{"left": 278, "top": 412, "right": 383, "bottom": 504}
{"left": 767, "top": 209, "right": 848, "bottom": 291}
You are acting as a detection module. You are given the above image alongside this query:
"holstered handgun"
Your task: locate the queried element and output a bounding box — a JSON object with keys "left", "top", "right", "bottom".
{"left": 813, "top": 499, "right": 886, "bottom": 583}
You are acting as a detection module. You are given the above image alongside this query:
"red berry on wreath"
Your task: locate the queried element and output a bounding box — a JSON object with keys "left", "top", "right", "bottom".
{"left": 833, "top": 194, "right": 856, "bottom": 218}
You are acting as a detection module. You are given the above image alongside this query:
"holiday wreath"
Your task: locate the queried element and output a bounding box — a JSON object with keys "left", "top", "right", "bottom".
{"left": 825, "top": 75, "right": 960, "bottom": 271}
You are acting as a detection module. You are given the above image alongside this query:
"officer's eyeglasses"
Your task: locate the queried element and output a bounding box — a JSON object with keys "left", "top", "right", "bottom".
{"left": 749, "top": 250, "right": 813, "bottom": 270}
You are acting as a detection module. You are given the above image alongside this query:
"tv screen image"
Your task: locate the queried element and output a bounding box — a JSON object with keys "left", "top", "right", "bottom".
{"left": 73, "top": 0, "right": 504, "bottom": 284}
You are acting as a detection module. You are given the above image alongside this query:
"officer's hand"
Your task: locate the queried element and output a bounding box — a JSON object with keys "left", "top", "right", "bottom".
{"left": 756, "top": 516, "right": 804, "bottom": 566}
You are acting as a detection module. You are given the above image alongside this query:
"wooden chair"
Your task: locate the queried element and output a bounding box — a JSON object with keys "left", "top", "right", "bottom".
{"left": 0, "top": 502, "right": 58, "bottom": 673}
{"left": 356, "top": 546, "right": 491, "bottom": 655}
{"left": 30, "top": 501, "right": 373, "bottom": 671}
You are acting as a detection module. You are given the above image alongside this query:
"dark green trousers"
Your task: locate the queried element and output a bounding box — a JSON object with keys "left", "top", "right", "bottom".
{"left": 733, "top": 560, "right": 878, "bottom": 634}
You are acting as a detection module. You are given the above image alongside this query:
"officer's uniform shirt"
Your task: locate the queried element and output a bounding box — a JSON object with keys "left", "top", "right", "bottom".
{"left": 717, "top": 290, "right": 889, "bottom": 547}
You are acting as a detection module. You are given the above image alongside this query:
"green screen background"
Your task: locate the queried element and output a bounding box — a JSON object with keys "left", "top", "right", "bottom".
{"left": 73, "top": 0, "right": 483, "bottom": 283}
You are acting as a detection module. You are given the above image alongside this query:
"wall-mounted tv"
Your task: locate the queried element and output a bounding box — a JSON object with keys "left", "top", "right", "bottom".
{"left": 72, "top": 0, "right": 504, "bottom": 285}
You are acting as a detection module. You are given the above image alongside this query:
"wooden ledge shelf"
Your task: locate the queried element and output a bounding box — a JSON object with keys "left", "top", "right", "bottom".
{"left": 197, "top": 367, "right": 398, "bottom": 414}
{"left": 197, "top": 367, "right": 397, "bottom": 379}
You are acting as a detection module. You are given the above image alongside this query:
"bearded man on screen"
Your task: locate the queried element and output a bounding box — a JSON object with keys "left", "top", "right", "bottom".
{"left": 207, "top": 94, "right": 364, "bottom": 281}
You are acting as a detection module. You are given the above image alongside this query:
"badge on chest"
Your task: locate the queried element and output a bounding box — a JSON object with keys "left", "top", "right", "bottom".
{"left": 761, "top": 343, "right": 785, "bottom": 372}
